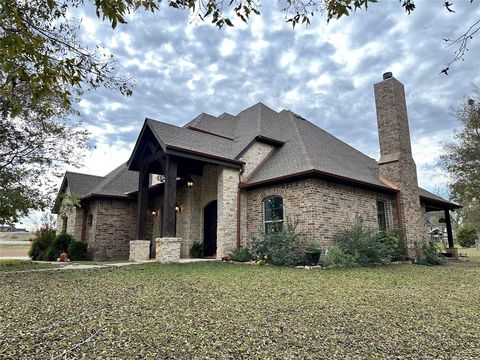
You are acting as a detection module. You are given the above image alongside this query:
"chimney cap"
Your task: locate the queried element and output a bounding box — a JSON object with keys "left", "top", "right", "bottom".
{"left": 383, "top": 72, "right": 393, "bottom": 80}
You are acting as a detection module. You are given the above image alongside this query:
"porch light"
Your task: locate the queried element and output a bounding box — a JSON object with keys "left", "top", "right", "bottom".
{"left": 187, "top": 177, "right": 194, "bottom": 187}
{"left": 151, "top": 210, "right": 158, "bottom": 217}
{"left": 175, "top": 203, "right": 181, "bottom": 213}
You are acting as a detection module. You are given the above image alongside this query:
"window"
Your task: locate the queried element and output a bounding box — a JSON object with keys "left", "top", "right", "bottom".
{"left": 88, "top": 214, "right": 93, "bottom": 227}
{"left": 263, "top": 196, "right": 283, "bottom": 234}
{"left": 376, "top": 200, "right": 387, "bottom": 231}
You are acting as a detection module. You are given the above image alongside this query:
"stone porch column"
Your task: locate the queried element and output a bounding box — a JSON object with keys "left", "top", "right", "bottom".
{"left": 217, "top": 167, "right": 239, "bottom": 258}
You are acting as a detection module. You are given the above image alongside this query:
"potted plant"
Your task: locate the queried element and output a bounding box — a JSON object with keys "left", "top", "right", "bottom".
{"left": 305, "top": 241, "right": 322, "bottom": 266}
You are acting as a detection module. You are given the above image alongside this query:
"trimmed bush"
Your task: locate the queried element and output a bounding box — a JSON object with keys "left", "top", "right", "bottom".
{"left": 249, "top": 220, "right": 304, "bottom": 266}
{"left": 457, "top": 224, "right": 478, "bottom": 248}
{"left": 335, "top": 218, "right": 392, "bottom": 265}
{"left": 28, "top": 229, "right": 56, "bottom": 260}
{"left": 229, "top": 248, "right": 253, "bottom": 262}
{"left": 44, "top": 233, "right": 75, "bottom": 261}
{"left": 68, "top": 241, "right": 90, "bottom": 261}
{"left": 416, "top": 241, "right": 446, "bottom": 266}
{"left": 189, "top": 241, "right": 203, "bottom": 258}
{"left": 378, "top": 229, "right": 407, "bottom": 261}
{"left": 323, "top": 245, "right": 357, "bottom": 268}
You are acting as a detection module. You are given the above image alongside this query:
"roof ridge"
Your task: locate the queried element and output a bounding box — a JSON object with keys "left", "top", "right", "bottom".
{"left": 288, "top": 111, "right": 314, "bottom": 169}
{"left": 65, "top": 171, "right": 103, "bottom": 178}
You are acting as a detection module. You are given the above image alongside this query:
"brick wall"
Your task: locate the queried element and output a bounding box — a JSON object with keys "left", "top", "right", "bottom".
{"left": 243, "top": 178, "right": 397, "bottom": 248}
{"left": 85, "top": 198, "right": 137, "bottom": 260}
{"left": 239, "top": 141, "right": 274, "bottom": 178}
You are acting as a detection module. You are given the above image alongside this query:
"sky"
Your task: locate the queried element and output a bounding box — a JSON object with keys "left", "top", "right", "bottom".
{"left": 66, "top": 2, "right": 480, "bottom": 196}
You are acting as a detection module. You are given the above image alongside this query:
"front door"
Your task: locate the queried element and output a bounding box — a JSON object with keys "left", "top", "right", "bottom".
{"left": 203, "top": 200, "right": 217, "bottom": 257}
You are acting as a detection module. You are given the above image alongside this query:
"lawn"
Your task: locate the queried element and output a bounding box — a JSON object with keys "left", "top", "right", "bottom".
{"left": 0, "top": 259, "right": 59, "bottom": 272}
{"left": 0, "top": 257, "right": 479, "bottom": 359}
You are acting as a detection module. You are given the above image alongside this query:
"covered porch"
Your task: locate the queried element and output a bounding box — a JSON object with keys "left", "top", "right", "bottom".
{"left": 127, "top": 120, "right": 242, "bottom": 261}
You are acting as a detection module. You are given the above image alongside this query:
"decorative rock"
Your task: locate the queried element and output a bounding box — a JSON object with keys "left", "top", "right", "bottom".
{"left": 129, "top": 240, "right": 150, "bottom": 261}
{"left": 155, "top": 237, "right": 181, "bottom": 263}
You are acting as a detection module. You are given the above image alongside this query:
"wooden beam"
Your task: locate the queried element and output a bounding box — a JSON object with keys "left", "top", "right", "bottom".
{"left": 135, "top": 165, "right": 149, "bottom": 240}
{"left": 161, "top": 156, "right": 177, "bottom": 237}
{"left": 445, "top": 209, "right": 454, "bottom": 248}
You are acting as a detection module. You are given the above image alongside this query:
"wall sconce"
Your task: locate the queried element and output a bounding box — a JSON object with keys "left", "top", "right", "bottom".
{"left": 175, "top": 204, "right": 181, "bottom": 213}
{"left": 187, "top": 177, "right": 194, "bottom": 187}
{"left": 151, "top": 210, "right": 158, "bottom": 217}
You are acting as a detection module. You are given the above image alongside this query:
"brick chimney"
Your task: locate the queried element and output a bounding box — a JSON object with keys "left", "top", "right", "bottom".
{"left": 374, "top": 72, "right": 426, "bottom": 254}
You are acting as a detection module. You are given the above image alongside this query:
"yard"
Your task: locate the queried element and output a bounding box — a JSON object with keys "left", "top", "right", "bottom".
{"left": 0, "top": 253, "right": 479, "bottom": 359}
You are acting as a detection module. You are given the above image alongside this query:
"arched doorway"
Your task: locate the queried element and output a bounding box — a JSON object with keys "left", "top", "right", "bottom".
{"left": 203, "top": 200, "right": 217, "bottom": 257}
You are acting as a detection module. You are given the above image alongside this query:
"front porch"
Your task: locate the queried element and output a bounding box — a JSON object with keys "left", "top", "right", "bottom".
{"left": 127, "top": 122, "right": 243, "bottom": 261}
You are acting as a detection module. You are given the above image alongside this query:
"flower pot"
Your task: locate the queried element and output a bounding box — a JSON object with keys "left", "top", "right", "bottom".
{"left": 305, "top": 251, "right": 321, "bottom": 266}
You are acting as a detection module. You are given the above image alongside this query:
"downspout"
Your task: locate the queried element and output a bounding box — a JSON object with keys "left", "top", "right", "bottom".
{"left": 396, "top": 192, "right": 404, "bottom": 238}
{"left": 236, "top": 164, "right": 245, "bottom": 249}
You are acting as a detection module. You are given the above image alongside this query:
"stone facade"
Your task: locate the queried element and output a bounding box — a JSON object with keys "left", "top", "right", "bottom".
{"left": 155, "top": 237, "right": 181, "bottom": 262}
{"left": 239, "top": 141, "right": 275, "bottom": 178}
{"left": 217, "top": 167, "right": 240, "bottom": 258}
{"left": 243, "top": 178, "right": 397, "bottom": 247}
{"left": 374, "top": 74, "right": 426, "bottom": 254}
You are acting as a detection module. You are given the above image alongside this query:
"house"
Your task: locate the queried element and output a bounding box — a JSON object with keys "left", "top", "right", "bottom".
{"left": 53, "top": 73, "right": 460, "bottom": 261}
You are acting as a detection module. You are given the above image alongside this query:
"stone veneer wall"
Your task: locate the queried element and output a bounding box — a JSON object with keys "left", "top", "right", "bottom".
{"left": 243, "top": 178, "right": 397, "bottom": 248}
{"left": 85, "top": 198, "right": 137, "bottom": 260}
{"left": 239, "top": 141, "right": 275, "bottom": 178}
{"left": 217, "top": 167, "right": 240, "bottom": 258}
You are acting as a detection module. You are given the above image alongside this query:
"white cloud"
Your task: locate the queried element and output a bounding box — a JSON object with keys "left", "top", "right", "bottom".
{"left": 219, "top": 38, "right": 236, "bottom": 56}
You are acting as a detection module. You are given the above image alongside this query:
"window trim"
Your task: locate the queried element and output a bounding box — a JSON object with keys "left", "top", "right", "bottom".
{"left": 263, "top": 195, "right": 284, "bottom": 234}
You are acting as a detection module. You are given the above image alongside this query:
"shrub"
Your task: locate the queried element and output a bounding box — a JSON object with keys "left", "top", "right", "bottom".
{"left": 457, "top": 224, "right": 478, "bottom": 248}
{"left": 44, "top": 233, "right": 75, "bottom": 261}
{"left": 335, "top": 218, "right": 392, "bottom": 265}
{"left": 378, "top": 229, "right": 407, "bottom": 261}
{"left": 189, "top": 241, "right": 203, "bottom": 258}
{"left": 305, "top": 241, "right": 322, "bottom": 253}
{"left": 68, "top": 241, "right": 90, "bottom": 261}
{"left": 249, "top": 219, "right": 304, "bottom": 266}
{"left": 323, "top": 245, "right": 357, "bottom": 268}
{"left": 229, "top": 247, "right": 253, "bottom": 262}
{"left": 416, "top": 241, "right": 446, "bottom": 266}
{"left": 28, "top": 229, "right": 56, "bottom": 260}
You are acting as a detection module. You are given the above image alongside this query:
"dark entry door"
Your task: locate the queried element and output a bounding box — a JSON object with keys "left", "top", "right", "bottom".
{"left": 203, "top": 201, "right": 217, "bottom": 257}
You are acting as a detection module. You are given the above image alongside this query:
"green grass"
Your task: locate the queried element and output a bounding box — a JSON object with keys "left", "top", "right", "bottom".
{"left": 0, "top": 243, "right": 31, "bottom": 248}
{"left": 0, "top": 260, "right": 479, "bottom": 359}
{"left": 0, "top": 260, "right": 59, "bottom": 272}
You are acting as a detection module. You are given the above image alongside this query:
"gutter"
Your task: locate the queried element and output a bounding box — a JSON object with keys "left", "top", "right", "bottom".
{"left": 236, "top": 163, "right": 245, "bottom": 249}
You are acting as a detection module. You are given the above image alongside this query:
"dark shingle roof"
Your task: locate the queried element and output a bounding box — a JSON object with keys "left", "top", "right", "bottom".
{"left": 60, "top": 102, "right": 457, "bottom": 208}
{"left": 64, "top": 172, "right": 103, "bottom": 197}
{"left": 85, "top": 163, "right": 138, "bottom": 197}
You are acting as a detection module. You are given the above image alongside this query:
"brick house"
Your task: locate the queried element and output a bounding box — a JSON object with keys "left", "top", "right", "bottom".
{"left": 53, "top": 73, "right": 459, "bottom": 261}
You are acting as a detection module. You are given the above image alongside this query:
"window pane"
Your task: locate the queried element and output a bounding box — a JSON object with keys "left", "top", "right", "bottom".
{"left": 376, "top": 200, "right": 386, "bottom": 231}
{"left": 263, "top": 196, "right": 284, "bottom": 234}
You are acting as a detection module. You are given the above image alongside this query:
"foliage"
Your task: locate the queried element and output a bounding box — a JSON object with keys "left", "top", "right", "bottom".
{"left": 416, "top": 241, "right": 446, "bottom": 266}
{"left": 67, "top": 241, "right": 90, "bottom": 261}
{"left": 457, "top": 224, "right": 478, "bottom": 248}
{"left": 305, "top": 241, "right": 322, "bottom": 253}
{"left": 249, "top": 219, "right": 304, "bottom": 266}
{"left": 377, "top": 229, "right": 407, "bottom": 261}
{"left": 441, "top": 87, "right": 480, "bottom": 232}
{"left": 28, "top": 228, "right": 56, "bottom": 260}
{"left": 335, "top": 218, "right": 393, "bottom": 265}
{"left": 189, "top": 241, "right": 203, "bottom": 258}
{"left": 57, "top": 193, "right": 81, "bottom": 222}
{"left": 323, "top": 245, "right": 357, "bottom": 268}
{"left": 0, "top": 88, "right": 88, "bottom": 225}
{"left": 229, "top": 247, "right": 253, "bottom": 262}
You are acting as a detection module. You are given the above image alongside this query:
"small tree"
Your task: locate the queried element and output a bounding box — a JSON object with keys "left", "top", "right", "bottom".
{"left": 457, "top": 224, "right": 478, "bottom": 248}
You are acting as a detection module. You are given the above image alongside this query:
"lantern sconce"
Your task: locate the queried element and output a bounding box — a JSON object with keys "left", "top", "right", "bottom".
{"left": 151, "top": 210, "right": 158, "bottom": 217}
{"left": 175, "top": 203, "right": 181, "bottom": 213}
{"left": 186, "top": 177, "right": 194, "bottom": 188}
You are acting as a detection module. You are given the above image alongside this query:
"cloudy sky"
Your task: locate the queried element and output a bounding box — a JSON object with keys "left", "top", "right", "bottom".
{"left": 69, "top": 1, "right": 480, "bottom": 191}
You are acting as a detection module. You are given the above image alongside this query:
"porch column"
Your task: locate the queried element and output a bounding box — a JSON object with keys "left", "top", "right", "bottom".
{"left": 444, "top": 208, "right": 454, "bottom": 248}
{"left": 161, "top": 156, "right": 177, "bottom": 237}
{"left": 135, "top": 164, "right": 149, "bottom": 240}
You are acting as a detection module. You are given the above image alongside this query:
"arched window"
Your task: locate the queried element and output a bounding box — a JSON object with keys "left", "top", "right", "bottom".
{"left": 263, "top": 196, "right": 283, "bottom": 234}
